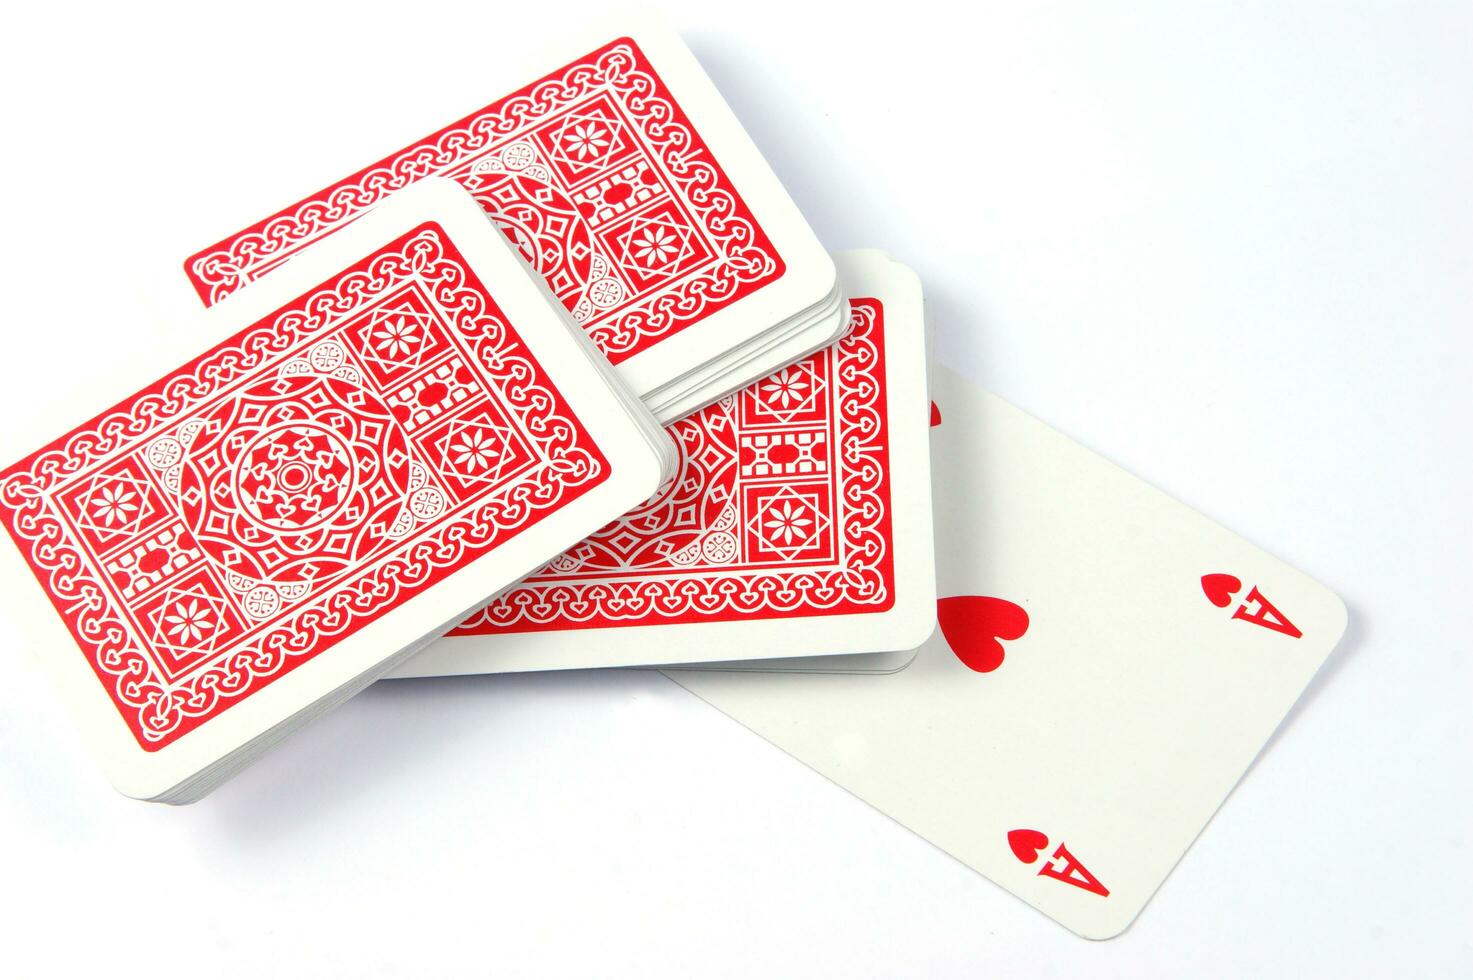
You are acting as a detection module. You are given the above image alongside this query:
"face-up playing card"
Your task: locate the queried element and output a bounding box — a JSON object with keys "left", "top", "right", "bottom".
{"left": 178, "top": 10, "right": 843, "bottom": 419}
{"left": 391, "top": 251, "right": 934, "bottom": 676}
{"left": 664, "top": 366, "right": 1347, "bottom": 938}
{"left": 0, "top": 179, "right": 673, "bottom": 802}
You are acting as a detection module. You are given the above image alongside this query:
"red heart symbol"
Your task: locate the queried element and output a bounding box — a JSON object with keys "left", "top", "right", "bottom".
{"left": 938, "top": 596, "right": 1029, "bottom": 673}
{"left": 929, "top": 401, "right": 942, "bottom": 427}
{"left": 1200, "top": 573, "right": 1242, "bottom": 609}
{"left": 1008, "top": 828, "right": 1049, "bottom": 864}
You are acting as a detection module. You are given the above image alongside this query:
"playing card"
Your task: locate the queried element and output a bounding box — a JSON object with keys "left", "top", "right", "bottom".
{"left": 0, "top": 178, "right": 673, "bottom": 801}
{"left": 664, "top": 366, "right": 1347, "bottom": 938}
{"left": 179, "top": 10, "right": 841, "bottom": 416}
{"left": 392, "top": 250, "right": 934, "bottom": 676}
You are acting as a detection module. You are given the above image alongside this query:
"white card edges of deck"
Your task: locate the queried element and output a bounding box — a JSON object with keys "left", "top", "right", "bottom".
{"left": 391, "top": 250, "right": 936, "bottom": 676}
{"left": 0, "top": 178, "right": 674, "bottom": 802}
{"left": 664, "top": 365, "right": 1347, "bottom": 938}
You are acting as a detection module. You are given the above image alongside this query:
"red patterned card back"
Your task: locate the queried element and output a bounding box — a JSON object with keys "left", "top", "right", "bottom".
{"left": 184, "top": 39, "right": 784, "bottom": 366}
{"left": 1, "top": 224, "right": 609, "bottom": 748}
{"left": 451, "top": 298, "right": 893, "bottom": 635}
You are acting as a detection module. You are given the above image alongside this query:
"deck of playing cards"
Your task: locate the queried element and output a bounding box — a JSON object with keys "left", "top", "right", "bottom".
{"left": 394, "top": 251, "right": 935, "bottom": 676}
{"left": 0, "top": 179, "right": 675, "bottom": 801}
{"left": 181, "top": 10, "right": 847, "bottom": 424}
{"left": 0, "top": 6, "right": 1349, "bottom": 942}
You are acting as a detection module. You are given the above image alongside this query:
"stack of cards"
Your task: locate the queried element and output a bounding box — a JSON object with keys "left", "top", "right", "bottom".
{"left": 394, "top": 250, "right": 935, "bottom": 677}
{"left": 0, "top": 179, "right": 675, "bottom": 801}
{"left": 180, "top": 11, "right": 847, "bottom": 424}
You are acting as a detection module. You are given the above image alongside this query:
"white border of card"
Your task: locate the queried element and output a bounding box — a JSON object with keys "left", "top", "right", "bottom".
{"left": 392, "top": 250, "right": 936, "bottom": 676}
{"left": 152, "top": 8, "right": 844, "bottom": 421}
{"left": 0, "top": 179, "right": 674, "bottom": 802}
{"left": 670, "top": 646, "right": 920, "bottom": 674}
{"left": 665, "top": 365, "right": 1347, "bottom": 939}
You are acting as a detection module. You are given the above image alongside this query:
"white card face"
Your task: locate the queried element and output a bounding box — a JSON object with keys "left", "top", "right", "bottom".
{"left": 170, "top": 9, "right": 836, "bottom": 409}
{"left": 665, "top": 366, "right": 1347, "bottom": 938}
{"left": 0, "top": 179, "right": 671, "bottom": 800}
{"left": 391, "top": 251, "right": 936, "bottom": 677}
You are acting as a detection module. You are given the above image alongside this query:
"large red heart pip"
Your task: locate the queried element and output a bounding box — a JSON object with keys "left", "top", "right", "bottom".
{"left": 938, "top": 595, "right": 1029, "bottom": 673}
{"left": 1007, "top": 828, "right": 1049, "bottom": 865}
{"left": 1200, "top": 572, "right": 1243, "bottom": 609}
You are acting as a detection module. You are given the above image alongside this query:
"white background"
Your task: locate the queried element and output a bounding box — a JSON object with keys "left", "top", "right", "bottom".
{"left": 1, "top": 1, "right": 1469, "bottom": 976}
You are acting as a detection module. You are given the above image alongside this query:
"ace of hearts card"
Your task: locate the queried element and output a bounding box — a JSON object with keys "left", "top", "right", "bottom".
{"left": 665, "top": 365, "right": 1348, "bottom": 938}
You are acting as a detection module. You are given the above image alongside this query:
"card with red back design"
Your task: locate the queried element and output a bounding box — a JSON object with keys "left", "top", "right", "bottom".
{"left": 175, "top": 9, "right": 845, "bottom": 423}
{"left": 392, "top": 251, "right": 934, "bottom": 676}
{"left": 0, "top": 179, "right": 674, "bottom": 802}
{"left": 664, "top": 365, "right": 1347, "bottom": 938}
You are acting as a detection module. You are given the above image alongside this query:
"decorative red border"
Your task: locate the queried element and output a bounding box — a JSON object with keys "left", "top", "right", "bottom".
{"left": 0, "top": 224, "right": 609, "bottom": 748}
{"left": 451, "top": 299, "right": 892, "bottom": 635}
{"left": 184, "top": 38, "right": 785, "bottom": 365}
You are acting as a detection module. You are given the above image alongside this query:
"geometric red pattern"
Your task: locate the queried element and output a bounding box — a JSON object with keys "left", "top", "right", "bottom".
{"left": 451, "top": 299, "right": 892, "bottom": 635}
{"left": 183, "top": 39, "right": 785, "bottom": 366}
{"left": 0, "top": 223, "right": 609, "bottom": 748}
